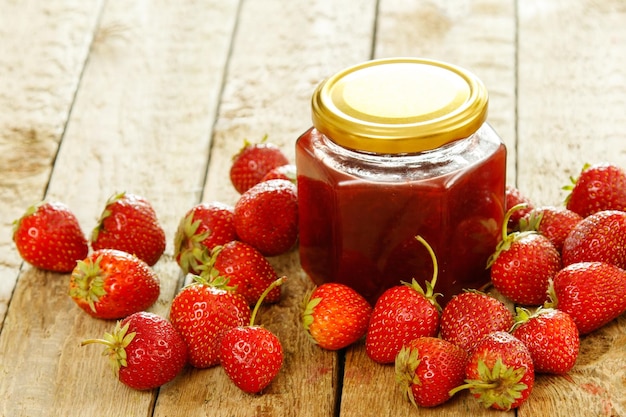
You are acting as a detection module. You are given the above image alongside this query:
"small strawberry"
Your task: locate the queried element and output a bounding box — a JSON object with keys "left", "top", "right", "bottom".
{"left": 220, "top": 277, "right": 285, "bottom": 394}
{"left": 440, "top": 290, "right": 514, "bottom": 352}
{"left": 261, "top": 164, "right": 297, "bottom": 184}
{"left": 230, "top": 136, "right": 289, "bottom": 194}
{"left": 69, "top": 249, "right": 160, "bottom": 319}
{"left": 546, "top": 261, "right": 626, "bottom": 335}
{"left": 511, "top": 307, "right": 579, "bottom": 374}
{"left": 206, "top": 240, "right": 281, "bottom": 305}
{"left": 82, "top": 312, "right": 187, "bottom": 390}
{"left": 173, "top": 201, "right": 237, "bottom": 275}
{"left": 450, "top": 331, "right": 534, "bottom": 411}
{"left": 12, "top": 201, "right": 88, "bottom": 272}
{"left": 395, "top": 337, "right": 468, "bottom": 408}
{"left": 519, "top": 206, "right": 583, "bottom": 252}
{"left": 564, "top": 162, "right": 626, "bottom": 218}
{"left": 487, "top": 204, "right": 562, "bottom": 306}
{"left": 91, "top": 192, "right": 166, "bottom": 266}
{"left": 169, "top": 275, "right": 251, "bottom": 368}
{"left": 234, "top": 179, "right": 298, "bottom": 256}
{"left": 365, "top": 236, "right": 441, "bottom": 364}
{"left": 302, "top": 282, "right": 372, "bottom": 351}
{"left": 561, "top": 210, "right": 626, "bottom": 269}
{"left": 505, "top": 186, "right": 534, "bottom": 232}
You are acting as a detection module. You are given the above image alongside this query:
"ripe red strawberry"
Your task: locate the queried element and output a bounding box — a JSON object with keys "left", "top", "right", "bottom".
{"left": 519, "top": 206, "right": 583, "bottom": 252}
{"left": 234, "top": 179, "right": 298, "bottom": 256}
{"left": 302, "top": 282, "right": 372, "bottom": 351}
{"left": 511, "top": 307, "right": 579, "bottom": 374}
{"left": 365, "top": 236, "right": 441, "bottom": 364}
{"left": 440, "top": 290, "right": 514, "bottom": 352}
{"left": 82, "top": 312, "right": 187, "bottom": 390}
{"left": 564, "top": 162, "right": 626, "bottom": 218}
{"left": 169, "top": 276, "right": 251, "bottom": 368}
{"left": 230, "top": 136, "right": 289, "bottom": 194}
{"left": 395, "top": 337, "right": 468, "bottom": 408}
{"left": 505, "top": 186, "right": 534, "bottom": 232}
{"left": 450, "top": 331, "right": 534, "bottom": 410}
{"left": 261, "top": 164, "right": 297, "bottom": 184}
{"left": 561, "top": 210, "right": 626, "bottom": 269}
{"left": 488, "top": 205, "right": 561, "bottom": 305}
{"left": 91, "top": 192, "right": 166, "bottom": 266}
{"left": 12, "top": 201, "right": 88, "bottom": 272}
{"left": 69, "top": 249, "right": 160, "bottom": 319}
{"left": 219, "top": 277, "right": 285, "bottom": 393}
{"left": 546, "top": 261, "right": 626, "bottom": 335}
{"left": 207, "top": 240, "right": 281, "bottom": 305}
{"left": 173, "top": 201, "right": 237, "bottom": 274}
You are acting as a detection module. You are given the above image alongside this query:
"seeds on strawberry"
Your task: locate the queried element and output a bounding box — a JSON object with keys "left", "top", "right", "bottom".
{"left": 230, "top": 136, "right": 290, "bottom": 194}
{"left": 564, "top": 162, "right": 626, "bottom": 218}
{"left": 261, "top": 163, "right": 297, "bottom": 184}
{"left": 91, "top": 192, "right": 166, "bottom": 266}
{"left": 69, "top": 249, "right": 160, "bottom": 319}
{"left": 519, "top": 205, "right": 583, "bottom": 252}
{"left": 12, "top": 201, "right": 88, "bottom": 273}
{"left": 302, "top": 283, "right": 372, "bottom": 351}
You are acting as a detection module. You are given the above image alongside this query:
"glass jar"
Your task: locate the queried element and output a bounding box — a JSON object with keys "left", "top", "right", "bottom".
{"left": 296, "top": 58, "right": 506, "bottom": 305}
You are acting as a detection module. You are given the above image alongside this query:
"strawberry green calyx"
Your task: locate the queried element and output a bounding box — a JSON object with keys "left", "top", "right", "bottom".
{"left": 250, "top": 277, "right": 286, "bottom": 327}
{"left": 91, "top": 191, "right": 126, "bottom": 242}
{"left": 402, "top": 235, "right": 442, "bottom": 311}
{"left": 81, "top": 321, "right": 136, "bottom": 376}
{"left": 301, "top": 290, "right": 321, "bottom": 334}
{"left": 449, "top": 358, "right": 528, "bottom": 411}
{"left": 544, "top": 279, "right": 559, "bottom": 309}
{"left": 510, "top": 306, "right": 556, "bottom": 332}
{"left": 68, "top": 255, "right": 107, "bottom": 313}
{"left": 486, "top": 203, "right": 535, "bottom": 268}
{"left": 174, "top": 211, "right": 212, "bottom": 274}
{"left": 187, "top": 273, "right": 236, "bottom": 292}
{"left": 395, "top": 346, "right": 421, "bottom": 408}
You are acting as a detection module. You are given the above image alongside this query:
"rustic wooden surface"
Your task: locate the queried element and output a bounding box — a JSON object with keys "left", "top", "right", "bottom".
{"left": 0, "top": 0, "right": 624, "bottom": 416}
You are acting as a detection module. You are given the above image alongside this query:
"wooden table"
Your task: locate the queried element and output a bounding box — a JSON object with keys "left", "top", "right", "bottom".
{"left": 1, "top": 1, "right": 625, "bottom": 416}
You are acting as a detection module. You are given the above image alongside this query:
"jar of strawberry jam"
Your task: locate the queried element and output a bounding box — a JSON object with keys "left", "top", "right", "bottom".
{"left": 295, "top": 58, "right": 507, "bottom": 305}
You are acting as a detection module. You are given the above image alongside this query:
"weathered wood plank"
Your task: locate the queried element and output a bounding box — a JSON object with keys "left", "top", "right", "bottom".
{"left": 0, "top": 0, "right": 239, "bottom": 416}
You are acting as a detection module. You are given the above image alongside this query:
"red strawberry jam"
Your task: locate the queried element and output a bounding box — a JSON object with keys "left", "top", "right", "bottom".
{"left": 296, "top": 58, "right": 507, "bottom": 305}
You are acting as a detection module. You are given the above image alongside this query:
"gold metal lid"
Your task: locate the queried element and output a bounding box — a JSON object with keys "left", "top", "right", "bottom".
{"left": 311, "top": 57, "right": 488, "bottom": 154}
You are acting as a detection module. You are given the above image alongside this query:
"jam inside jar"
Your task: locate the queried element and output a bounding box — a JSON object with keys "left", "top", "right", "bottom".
{"left": 295, "top": 58, "right": 507, "bottom": 305}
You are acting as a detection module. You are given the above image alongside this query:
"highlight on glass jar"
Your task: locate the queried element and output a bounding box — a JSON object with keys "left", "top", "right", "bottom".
{"left": 295, "top": 57, "right": 507, "bottom": 306}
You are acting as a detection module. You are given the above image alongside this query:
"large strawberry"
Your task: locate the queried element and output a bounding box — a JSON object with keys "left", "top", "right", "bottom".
{"left": 450, "top": 331, "right": 534, "bottom": 410}
{"left": 439, "top": 290, "right": 514, "bottom": 352}
{"left": 546, "top": 261, "right": 626, "bottom": 335}
{"left": 519, "top": 205, "right": 583, "bottom": 252}
{"left": 229, "top": 136, "right": 289, "bottom": 194}
{"left": 173, "top": 201, "right": 237, "bottom": 275}
{"left": 82, "top": 312, "right": 187, "bottom": 390}
{"left": 487, "top": 204, "right": 561, "bottom": 305}
{"left": 234, "top": 179, "right": 298, "bottom": 257}
{"left": 365, "top": 236, "right": 441, "bottom": 364}
{"left": 91, "top": 192, "right": 166, "bottom": 266}
{"left": 564, "top": 162, "right": 626, "bottom": 218}
{"left": 69, "top": 249, "right": 160, "bottom": 319}
{"left": 207, "top": 240, "right": 281, "bottom": 305}
{"left": 395, "top": 337, "right": 468, "bottom": 407}
{"left": 561, "top": 210, "right": 626, "bottom": 269}
{"left": 511, "top": 307, "right": 579, "bottom": 374}
{"left": 302, "top": 282, "right": 372, "bottom": 351}
{"left": 12, "top": 201, "right": 89, "bottom": 272}
{"left": 219, "top": 277, "right": 285, "bottom": 394}
{"left": 169, "top": 275, "right": 251, "bottom": 368}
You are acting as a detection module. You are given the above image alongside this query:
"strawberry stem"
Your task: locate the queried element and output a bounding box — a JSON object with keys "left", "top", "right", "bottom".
{"left": 250, "top": 276, "right": 286, "bottom": 326}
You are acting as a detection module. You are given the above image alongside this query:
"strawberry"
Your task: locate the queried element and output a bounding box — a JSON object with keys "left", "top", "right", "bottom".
{"left": 82, "top": 312, "right": 187, "bottom": 390}
{"left": 564, "top": 162, "right": 626, "bottom": 218}
{"left": 261, "top": 164, "right": 297, "bottom": 184}
{"left": 69, "top": 249, "right": 160, "bottom": 319}
{"left": 169, "top": 275, "right": 251, "bottom": 368}
{"left": 219, "top": 277, "right": 285, "bottom": 394}
{"left": 395, "top": 337, "right": 469, "bottom": 408}
{"left": 302, "top": 282, "right": 372, "bottom": 351}
{"left": 439, "top": 290, "right": 514, "bottom": 352}
{"left": 91, "top": 192, "right": 166, "bottom": 266}
{"left": 505, "top": 185, "right": 534, "bottom": 232}
{"left": 12, "top": 201, "right": 88, "bottom": 273}
{"left": 365, "top": 236, "right": 441, "bottom": 364}
{"left": 487, "top": 205, "right": 561, "bottom": 305}
{"left": 233, "top": 179, "right": 298, "bottom": 256}
{"left": 173, "top": 201, "right": 237, "bottom": 275}
{"left": 206, "top": 240, "right": 281, "bottom": 305}
{"left": 450, "top": 331, "right": 534, "bottom": 411}
{"left": 511, "top": 307, "right": 579, "bottom": 374}
{"left": 561, "top": 210, "right": 626, "bottom": 269}
{"left": 519, "top": 206, "right": 583, "bottom": 252}
{"left": 230, "top": 136, "right": 289, "bottom": 194}
{"left": 546, "top": 261, "right": 626, "bottom": 335}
